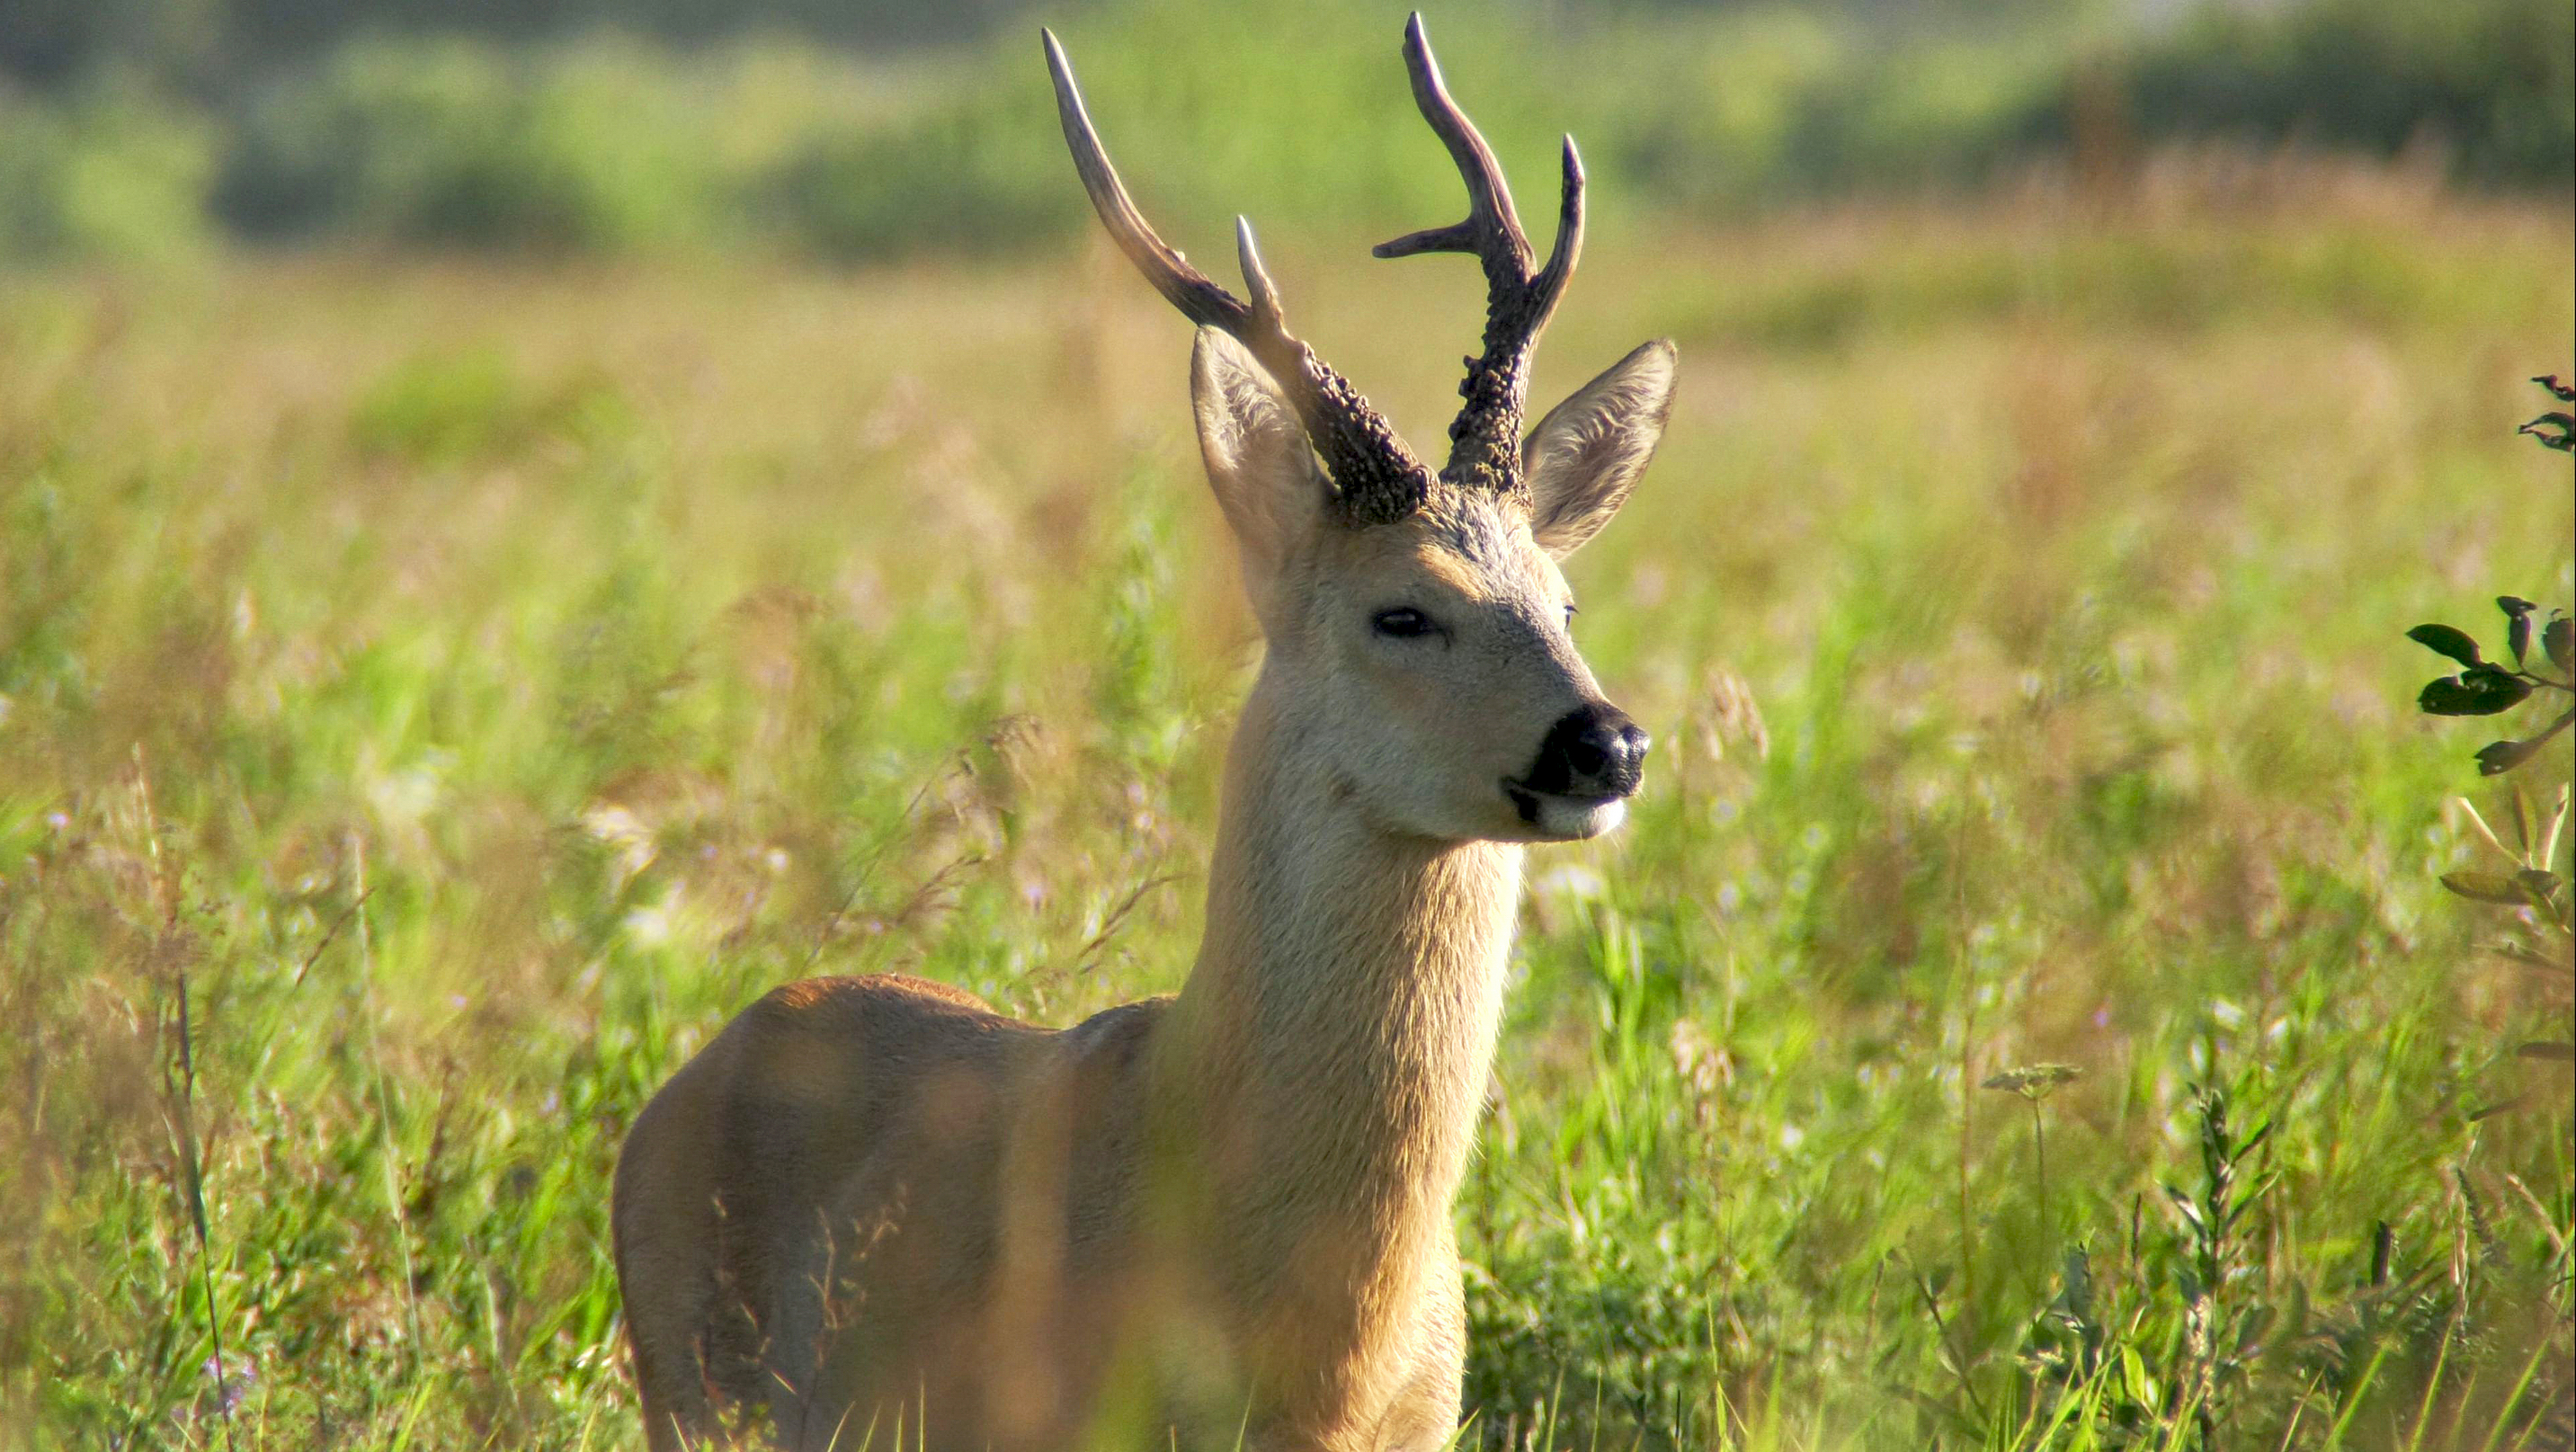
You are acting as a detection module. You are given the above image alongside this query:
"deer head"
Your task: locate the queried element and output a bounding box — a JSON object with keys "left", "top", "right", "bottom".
{"left": 1047, "top": 14, "right": 1674, "bottom": 844}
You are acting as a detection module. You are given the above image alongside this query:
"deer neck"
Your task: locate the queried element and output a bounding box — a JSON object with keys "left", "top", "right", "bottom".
{"left": 1155, "top": 664, "right": 1522, "bottom": 1274}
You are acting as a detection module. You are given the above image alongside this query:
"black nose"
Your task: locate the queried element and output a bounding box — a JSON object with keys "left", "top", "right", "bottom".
{"left": 1522, "top": 704, "right": 1650, "bottom": 798}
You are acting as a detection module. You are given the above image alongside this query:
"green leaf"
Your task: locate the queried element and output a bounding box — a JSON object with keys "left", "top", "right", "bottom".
{"left": 2477, "top": 709, "right": 2574, "bottom": 775}
{"left": 2121, "top": 1345, "right": 2159, "bottom": 1409}
{"left": 2500, "top": 597, "right": 2535, "bottom": 662}
{"left": 2420, "top": 667, "right": 2533, "bottom": 717}
{"left": 2163, "top": 1183, "right": 2205, "bottom": 1230}
{"left": 2467, "top": 1094, "right": 2529, "bottom": 1121}
{"left": 2476, "top": 736, "right": 2549, "bottom": 775}
{"left": 2234, "top": 1304, "right": 2275, "bottom": 1356}
{"left": 2407, "top": 624, "right": 2483, "bottom": 667}
{"left": 2546, "top": 615, "right": 2572, "bottom": 673}
{"left": 2439, "top": 871, "right": 2527, "bottom": 904}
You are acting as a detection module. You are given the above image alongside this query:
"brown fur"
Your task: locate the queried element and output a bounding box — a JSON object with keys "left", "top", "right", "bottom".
{"left": 611, "top": 332, "right": 1676, "bottom": 1448}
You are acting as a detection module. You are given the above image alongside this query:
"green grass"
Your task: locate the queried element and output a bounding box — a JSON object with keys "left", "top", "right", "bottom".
{"left": 0, "top": 163, "right": 2569, "bottom": 1448}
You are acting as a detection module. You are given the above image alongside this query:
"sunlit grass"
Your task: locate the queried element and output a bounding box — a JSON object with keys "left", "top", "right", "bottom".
{"left": 0, "top": 161, "right": 2568, "bottom": 1448}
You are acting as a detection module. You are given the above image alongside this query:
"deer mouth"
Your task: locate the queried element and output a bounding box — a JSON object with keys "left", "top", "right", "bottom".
{"left": 1502, "top": 779, "right": 1630, "bottom": 841}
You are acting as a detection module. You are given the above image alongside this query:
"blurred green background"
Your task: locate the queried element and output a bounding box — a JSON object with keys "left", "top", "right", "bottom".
{"left": 1, "top": 0, "right": 2568, "bottom": 261}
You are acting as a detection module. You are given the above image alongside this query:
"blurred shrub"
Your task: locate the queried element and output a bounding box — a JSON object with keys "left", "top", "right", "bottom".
{"left": 0, "top": 76, "right": 215, "bottom": 259}
{"left": 2087, "top": 0, "right": 2576, "bottom": 186}
{"left": 768, "top": 80, "right": 1079, "bottom": 263}
{"left": 1603, "top": 11, "right": 2073, "bottom": 209}
{"left": 214, "top": 37, "right": 719, "bottom": 250}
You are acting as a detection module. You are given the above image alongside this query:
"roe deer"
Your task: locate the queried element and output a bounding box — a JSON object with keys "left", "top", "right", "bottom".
{"left": 612, "top": 15, "right": 1678, "bottom": 1448}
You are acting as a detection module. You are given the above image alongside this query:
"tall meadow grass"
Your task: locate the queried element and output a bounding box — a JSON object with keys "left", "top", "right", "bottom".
{"left": 0, "top": 158, "right": 2569, "bottom": 1447}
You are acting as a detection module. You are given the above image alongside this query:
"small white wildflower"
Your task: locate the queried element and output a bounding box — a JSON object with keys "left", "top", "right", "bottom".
{"left": 623, "top": 901, "right": 673, "bottom": 946}
{"left": 582, "top": 803, "right": 657, "bottom": 888}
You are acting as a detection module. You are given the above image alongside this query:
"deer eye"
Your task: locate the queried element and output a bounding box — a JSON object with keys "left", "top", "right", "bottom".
{"left": 1371, "top": 608, "right": 1439, "bottom": 639}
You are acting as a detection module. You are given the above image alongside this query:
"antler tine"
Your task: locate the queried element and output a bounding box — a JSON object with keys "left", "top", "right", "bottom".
{"left": 1373, "top": 13, "right": 1530, "bottom": 274}
{"left": 1234, "top": 216, "right": 1287, "bottom": 333}
{"left": 1374, "top": 12, "right": 1585, "bottom": 497}
{"left": 1045, "top": 29, "right": 1435, "bottom": 526}
{"left": 1044, "top": 29, "right": 1251, "bottom": 334}
{"left": 1534, "top": 135, "right": 1586, "bottom": 304}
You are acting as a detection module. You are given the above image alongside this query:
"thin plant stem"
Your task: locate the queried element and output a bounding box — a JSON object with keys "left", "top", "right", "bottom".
{"left": 1952, "top": 812, "right": 1976, "bottom": 1321}
{"left": 136, "top": 749, "right": 235, "bottom": 1451}
{"left": 174, "top": 969, "right": 233, "bottom": 1450}
{"left": 2031, "top": 1096, "right": 2051, "bottom": 1271}
{"left": 353, "top": 833, "right": 426, "bottom": 1361}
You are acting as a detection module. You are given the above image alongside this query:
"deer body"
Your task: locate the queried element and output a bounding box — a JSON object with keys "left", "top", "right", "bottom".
{"left": 613, "top": 17, "right": 1678, "bottom": 1448}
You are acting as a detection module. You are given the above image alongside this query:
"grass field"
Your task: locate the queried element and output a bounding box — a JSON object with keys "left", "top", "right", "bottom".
{"left": 1, "top": 156, "right": 2571, "bottom": 1448}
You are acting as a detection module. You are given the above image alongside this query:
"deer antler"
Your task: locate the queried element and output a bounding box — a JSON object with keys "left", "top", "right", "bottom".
{"left": 1375, "top": 12, "right": 1585, "bottom": 500}
{"left": 1045, "top": 30, "right": 1435, "bottom": 527}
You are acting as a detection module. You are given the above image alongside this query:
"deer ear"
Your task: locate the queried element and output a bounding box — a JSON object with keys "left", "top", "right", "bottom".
{"left": 1191, "top": 328, "right": 1324, "bottom": 593}
{"left": 1523, "top": 340, "right": 1677, "bottom": 559}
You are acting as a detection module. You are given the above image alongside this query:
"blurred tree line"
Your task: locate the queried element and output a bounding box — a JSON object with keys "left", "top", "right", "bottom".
{"left": 0, "top": 0, "right": 1021, "bottom": 86}
{"left": 0, "top": 0, "right": 2081, "bottom": 89}
{"left": 0, "top": 0, "right": 2567, "bottom": 261}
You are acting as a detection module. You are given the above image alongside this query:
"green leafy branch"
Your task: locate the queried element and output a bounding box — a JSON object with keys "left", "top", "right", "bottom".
{"left": 2518, "top": 373, "right": 2573, "bottom": 451}
{"left": 2406, "top": 597, "right": 2572, "bottom": 775}
{"left": 2404, "top": 372, "right": 2573, "bottom": 1068}
{"left": 2405, "top": 378, "right": 2576, "bottom": 777}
